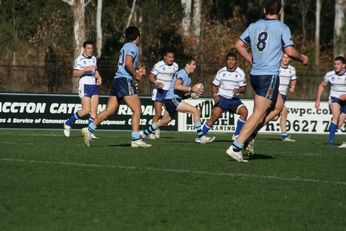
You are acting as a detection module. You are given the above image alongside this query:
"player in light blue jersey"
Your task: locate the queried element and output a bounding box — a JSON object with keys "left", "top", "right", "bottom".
{"left": 148, "top": 50, "right": 178, "bottom": 139}
{"left": 140, "top": 56, "right": 215, "bottom": 144}
{"left": 315, "top": 56, "right": 346, "bottom": 146}
{"left": 81, "top": 26, "right": 150, "bottom": 148}
{"left": 227, "top": 0, "right": 308, "bottom": 162}
{"left": 63, "top": 41, "right": 102, "bottom": 138}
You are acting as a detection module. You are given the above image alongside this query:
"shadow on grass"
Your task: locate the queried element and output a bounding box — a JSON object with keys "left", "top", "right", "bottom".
{"left": 157, "top": 136, "right": 174, "bottom": 140}
{"left": 265, "top": 138, "right": 284, "bottom": 141}
{"left": 213, "top": 139, "right": 232, "bottom": 143}
{"left": 247, "top": 153, "right": 275, "bottom": 160}
{"left": 107, "top": 143, "right": 131, "bottom": 148}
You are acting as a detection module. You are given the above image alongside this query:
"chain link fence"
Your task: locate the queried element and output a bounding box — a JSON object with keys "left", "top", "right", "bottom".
{"left": 0, "top": 60, "right": 331, "bottom": 100}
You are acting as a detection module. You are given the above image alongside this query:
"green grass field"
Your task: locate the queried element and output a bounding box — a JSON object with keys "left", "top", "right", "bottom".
{"left": 1, "top": 129, "right": 345, "bottom": 231}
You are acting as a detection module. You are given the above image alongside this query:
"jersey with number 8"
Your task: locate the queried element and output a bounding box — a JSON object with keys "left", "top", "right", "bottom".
{"left": 240, "top": 19, "right": 294, "bottom": 75}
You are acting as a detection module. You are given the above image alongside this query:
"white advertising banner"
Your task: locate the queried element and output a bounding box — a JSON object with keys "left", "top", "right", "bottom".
{"left": 178, "top": 98, "right": 346, "bottom": 134}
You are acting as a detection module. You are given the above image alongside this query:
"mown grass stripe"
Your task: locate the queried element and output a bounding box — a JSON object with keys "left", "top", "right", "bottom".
{"left": 1, "top": 158, "right": 346, "bottom": 186}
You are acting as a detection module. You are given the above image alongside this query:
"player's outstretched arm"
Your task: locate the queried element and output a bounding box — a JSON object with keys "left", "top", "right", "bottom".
{"left": 233, "top": 86, "right": 246, "bottom": 94}
{"left": 73, "top": 66, "right": 95, "bottom": 78}
{"left": 284, "top": 46, "right": 308, "bottom": 65}
{"left": 148, "top": 73, "right": 156, "bottom": 85}
{"left": 315, "top": 82, "right": 327, "bottom": 109}
{"left": 211, "top": 84, "right": 220, "bottom": 103}
{"left": 235, "top": 39, "right": 252, "bottom": 65}
{"left": 95, "top": 70, "right": 102, "bottom": 85}
{"left": 339, "top": 94, "right": 346, "bottom": 101}
{"left": 289, "top": 80, "right": 296, "bottom": 93}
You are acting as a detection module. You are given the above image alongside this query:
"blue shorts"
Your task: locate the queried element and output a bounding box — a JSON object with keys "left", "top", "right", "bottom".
{"left": 164, "top": 98, "right": 182, "bottom": 113}
{"left": 152, "top": 89, "right": 168, "bottom": 102}
{"left": 250, "top": 74, "right": 279, "bottom": 101}
{"left": 280, "top": 94, "right": 287, "bottom": 103}
{"left": 79, "top": 84, "right": 98, "bottom": 98}
{"left": 330, "top": 97, "right": 346, "bottom": 114}
{"left": 110, "top": 77, "right": 138, "bottom": 98}
{"left": 214, "top": 96, "right": 244, "bottom": 113}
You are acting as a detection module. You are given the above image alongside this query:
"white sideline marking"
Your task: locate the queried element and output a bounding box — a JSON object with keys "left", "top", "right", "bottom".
{"left": 303, "top": 153, "right": 321, "bottom": 156}
{"left": 1, "top": 158, "right": 346, "bottom": 186}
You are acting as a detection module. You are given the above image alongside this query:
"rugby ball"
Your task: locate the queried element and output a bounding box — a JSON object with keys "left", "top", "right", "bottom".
{"left": 191, "top": 83, "right": 204, "bottom": 99}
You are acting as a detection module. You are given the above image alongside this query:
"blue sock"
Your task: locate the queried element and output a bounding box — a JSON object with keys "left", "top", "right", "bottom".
{"left": 88, "top": 117, "right": 94, "bottom": 125}
{"left": 88, "top": 122, "right": 97, "bottom": 134}
{"left": 132, "top": 131, "right": 140, "bottom": 141}
{"left": 202, "top": 122, "right": 211, "bottom": 135}
{"left": 232, "top": 140, "right": 244, "bottom": 152}
{"left": 143, "top": 123, "right": 158, "bottom": 137}
{"left": 234, "top": 118, "right": 246, "bottom": 136}
{"left": 281, "top": 133, "right": 289, "bottom": 140}
{"left": 65, "top": 112, "right": 79, "bottom": 127}
{"left": 328, "top": 121, "right": 337, "bottom": 144}
{"left": 195, "top": 121, "right": 203, "bottom": 138}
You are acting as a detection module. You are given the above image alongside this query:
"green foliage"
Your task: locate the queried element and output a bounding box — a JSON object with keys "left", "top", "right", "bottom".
{"left": 0, "top": 0, "right": 339, "bottom": 94}
{"left": 0, "top": 22, "right": 18, "bottom": 52}
{"left": 139, "top": 0, "right": 184, "bottom": 62}
{"left": 0, "top": 0, "right": 73, "bottom": 58}
{"left": 335, "top": 11, "right": 346, "bottom": 54}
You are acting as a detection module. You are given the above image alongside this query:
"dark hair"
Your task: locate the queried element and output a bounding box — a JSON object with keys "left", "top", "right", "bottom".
{"left": 226, "top": 51, "right": 237, "bottom": 60}
{"left": 182, "top": 55, "right": 196, "bottom": 67}
{"left": 163, "top": 48, "right": 175, "bottom": 56}
{"left": 83, "top": 40, "right": 94, "bottom": 48}
{"left": 335, "top": 56, "right": 346, "bottom": 64}
{"left": 125, "top": 26, "right": 140, "bottom": 42}
{"left": 264, "top": 0, "right": 282, "bottom": 15}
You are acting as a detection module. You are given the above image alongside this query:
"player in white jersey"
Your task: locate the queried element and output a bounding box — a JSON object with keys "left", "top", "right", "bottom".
{"left": 271, "top": 53, "right": 297, "bottom": 142}
{"left": 199, "top": 52, "right": 248, "bottom": 142}
{"left": 63, "top": 41, "right": 102, "bottom": 138}
{"left": 148, "top": 50, "right": 178, "bottom": 139}
{"left": 315, "top": 56, "right": 346, "bottom": 145}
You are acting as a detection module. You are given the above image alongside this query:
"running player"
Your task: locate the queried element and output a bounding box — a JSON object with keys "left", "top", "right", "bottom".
{"left": 64, "top": 41, "right": 102, "bottom": 138}
{"left": 315, "top": 56, "right": 346, "bottom": 145}
{"left": 81, "top": 26, "right": 150, "bottom": 148}
{"left": 148, "top": 50, "right": 178, "bottom": 139}
{"left": 228, "top": 0, "right": 308, "bottom": 162}
{"left": 140, "top": 56, "right": 215, "bottom": 144}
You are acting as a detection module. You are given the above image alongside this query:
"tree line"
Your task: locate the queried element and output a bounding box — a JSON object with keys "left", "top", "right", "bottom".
{"left": 0, "top": 0, "right": 345, "bottom": 98}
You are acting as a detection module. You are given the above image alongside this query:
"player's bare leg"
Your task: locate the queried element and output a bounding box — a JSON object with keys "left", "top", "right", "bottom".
{"left": 88, "top": 95, "right": 99, "bottom": 139}
{"left": 177, "top": 101, "right": 215, "bottom": 144}
{"left": 233, "top": 105, "right": 248, "bottom": 140}
{"left": 82, "top": 96, "right": 119, "bottom": 147}
{"left": 328, "top": 103, "right": 341, "bottom": 144}
{"left": 64, "top": 97, "right": 91, "bottom": 137}
{"left": 338, "top": 113, "right": 346, "bottom": 129}
{"left": 226, "top": 95, "right": 273, "bottom": 162}
{"left": 150, "top": 101, "right": 163, "bottom": 139}
{"left": 237, "top": 95, "right": 272, "bottom": 144}
{"left": 279, "top": 106, "right": 294, "bottom": 142}
{"left": 124, "top": 94, "right": 151, "bottom": 148}
{"left": 200, "top": 107, "right": 223, "bottom": 141}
